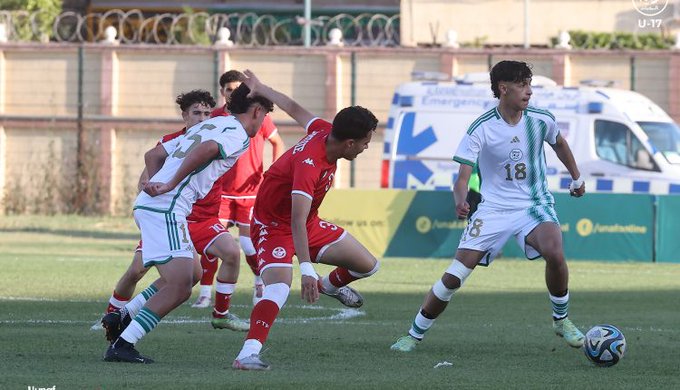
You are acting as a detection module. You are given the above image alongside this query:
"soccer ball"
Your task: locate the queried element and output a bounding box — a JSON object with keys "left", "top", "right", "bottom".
{"left": 583, "top": 324, "right": 626, "bottom": 367}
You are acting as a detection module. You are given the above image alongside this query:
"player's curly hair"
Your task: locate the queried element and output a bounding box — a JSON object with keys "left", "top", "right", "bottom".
{"left": 331, "top": 106, "right": 378, "bottom": 140}
{"left": 490, "top": 61, "right": 533, "bottom": 99}
{"left": 227, "top": 83, "right": 274, "bottom": 114}
{"left": 219, "top": 70, "right": 245, "bottom": 88}
{"left": 175, "top": 89, "right": 216, "bottom": 112}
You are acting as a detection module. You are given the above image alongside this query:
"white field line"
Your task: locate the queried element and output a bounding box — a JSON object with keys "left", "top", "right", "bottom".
{"left": 0, "top": 296, "right": 366, "bottom": 327}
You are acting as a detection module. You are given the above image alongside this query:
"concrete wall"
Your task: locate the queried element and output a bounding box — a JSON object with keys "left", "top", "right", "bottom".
{"left": 1, "top": 44, "right": 679, "bottom": 214}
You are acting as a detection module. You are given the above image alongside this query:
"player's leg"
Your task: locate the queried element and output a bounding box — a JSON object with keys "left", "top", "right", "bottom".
{"left": 235, "top": 198, "right": 263, "bottom": 305}
{"left": 192, "top": 254, "right": 218, "bottom": 308}
{"left": 205, "top": 232, "right": 249, "bottom": 331}
{"left": 106, "top": 244, "right": 149, "bottom": 313}
{"left": 238, "top": 224, "right": 264, "bottom": 305}
{"left": 106, "top": 257, "right": 194, "bottom": 363}
{"left": 525, "top": 220, "right": 584, "bottom": 348}
{"left": 233, "top": 221, "right": 293, "bottom": 370}
{"left": 390, "top": 249, "right": 482, "bottom": 352}
{"left": 315, "top": 231, "right": 379, "bottom": 308}
{"left": 103, "top": 252, "right": 200, "bottom": 343}
{"left": 233, "top": 266, "right": 292, "bottom": 371}
{"left": 105, "top": 209, "right": 195, "bottom": 363}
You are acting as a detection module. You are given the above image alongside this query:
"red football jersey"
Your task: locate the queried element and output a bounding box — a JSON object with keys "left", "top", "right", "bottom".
{"left": 157, "top": 128, "right": 222, "bottom": 221}
{"left": 211, "top": 106, "right": 278, "bottom": 196}
{"left": 210, "top": 104, "right": 228, "bottom": 118}
{"left": 253, "top": 118, "right": 335, "bottom": 225}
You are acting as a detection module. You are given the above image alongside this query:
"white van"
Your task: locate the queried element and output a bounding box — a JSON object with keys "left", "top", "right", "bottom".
{"left": 381, "top": 73, "right": 680, "bottom": 194}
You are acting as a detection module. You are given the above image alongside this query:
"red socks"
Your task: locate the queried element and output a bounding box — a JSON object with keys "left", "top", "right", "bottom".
{"left": 246, "top": 300, "right": 280, "bottom": 344}
{"left": 200, "top": 254, "right": 218, "bottom": 286}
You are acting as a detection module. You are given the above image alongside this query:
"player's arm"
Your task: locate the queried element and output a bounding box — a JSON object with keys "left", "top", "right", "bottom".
{"left": 291, "top": 193, "right": 319, "bottom": 304}
{"left": 550, "top": 134, "right": 585, "bottom": 197}
{"left": 144, "top": 144, "right": 169, "bottom": 180}
{"left": 453, "top": 163, "right": 473, "bottom": 219}
{"left": 137, "top": 167, "right": 150, "bottom": 193}
{"left": 242, "top": 70, "right": 315, "bottom": 129}
{"left": 144, "top": 141, "right": 220, "bottom": 197}
{"left": 268, "top": 132, "right": 286, "bottom": 161}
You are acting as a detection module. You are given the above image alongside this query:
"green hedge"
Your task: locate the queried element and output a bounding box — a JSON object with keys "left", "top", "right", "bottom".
{"left": 551, "top": 30, "right": 676, "bottom": 50}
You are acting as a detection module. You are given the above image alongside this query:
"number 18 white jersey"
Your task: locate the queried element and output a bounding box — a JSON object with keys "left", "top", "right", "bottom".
{"left": 453, "top": 106, "right": 559, "bottom": 210}
{"left": 134, "top": 115, "right": 250, "bottom": 216}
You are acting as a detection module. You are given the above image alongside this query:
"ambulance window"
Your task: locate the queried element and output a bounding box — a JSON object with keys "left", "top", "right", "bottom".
{"left": 595, "top": 120, "right": 627, "bottom": 165}
{"left": 594, "top": 120, "right": 658, "bottom": 171}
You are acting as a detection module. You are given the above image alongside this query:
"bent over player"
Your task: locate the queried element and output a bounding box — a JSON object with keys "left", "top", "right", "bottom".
{"left": 103, "top": 84, "right": 273, "bottom": 363}
{"left": 192, "top": 70, "right": 285, "bottom": 309}
{"left": 231, "top": 70, "right": 380, "bottom": 371}
{"left": 391, "top": 60, "right": 586, "bottom": 353}
{"left": 101, "top": 90, "right": 250, "bottom": 337}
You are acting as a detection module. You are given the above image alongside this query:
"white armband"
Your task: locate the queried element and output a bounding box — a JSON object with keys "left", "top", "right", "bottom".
{"left": 299, "top": 262, "right": 318, "bottom": 280}
{"left": 569, "top": 177, "right": 584, "bottom": 191}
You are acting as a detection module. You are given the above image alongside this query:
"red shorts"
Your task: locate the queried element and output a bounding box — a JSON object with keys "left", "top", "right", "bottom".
{"left": 219, "top": 196, "right": 255, "bottom": 227}
{"left": 136, "top": 218, "right": 228, "bottom": 261}
{"left": 251, "top": 216, "right": 346, "bottom": 273}
{"left": 188, "top": 218, "right": 229, "bottom": 261}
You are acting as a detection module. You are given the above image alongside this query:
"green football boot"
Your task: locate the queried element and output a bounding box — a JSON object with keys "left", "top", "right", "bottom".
{"left": 211, "top": 313, "right": 250, "bottom": 332}
{"left": 390, "top": 335, "right": 420, "bottom": 352}
{"left": 553, "top": 318, "right": 585, "bottom": 348}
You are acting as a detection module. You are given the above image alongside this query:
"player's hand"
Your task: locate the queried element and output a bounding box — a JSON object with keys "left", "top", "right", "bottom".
{"left": 300, "top": 275, "right": 319, "bottom": 304}
{"left": 143, "top": 182, "right": 171, "bottom": 197}
{"left": 137, "top": 179, "right": 149, "bottom": 193}
{"left": 243, "top": 70, "right": 264, "bottom": 98}
{"left": 455, "top": 201, "right": 470, "bottom": 219}
{"left": 569, "top": 178, "right": 585, "bottom": 198}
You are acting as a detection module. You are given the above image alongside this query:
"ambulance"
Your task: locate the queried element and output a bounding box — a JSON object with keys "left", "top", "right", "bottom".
{"left": 381, "top": 72, "right": 680, "bottom": 194}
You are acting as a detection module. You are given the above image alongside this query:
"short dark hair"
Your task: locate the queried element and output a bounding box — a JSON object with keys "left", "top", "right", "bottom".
{"left": 227, "top": 83, "right": 274, "bottom": 114}
{"left": 331, "top": 106, "right": 378, "bottom": 141}
{"left": 219, "top": 70, "right": 245, "bottom": 88}
{"left": 490, "top": 61, "right": 533, "bottom": 99}
{"left": 175, "top": 89, "right": 216, "bottom": 112}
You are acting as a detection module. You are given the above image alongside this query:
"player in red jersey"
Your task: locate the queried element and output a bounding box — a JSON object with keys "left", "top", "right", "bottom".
{"left": 100, "top": 90, "right": 250, "bottom": 342}
{"left": 191, "top": 70, "right": 286, "bottom": 311}
{"left": 232, "top": 70, "right": 380, "bottom": 371}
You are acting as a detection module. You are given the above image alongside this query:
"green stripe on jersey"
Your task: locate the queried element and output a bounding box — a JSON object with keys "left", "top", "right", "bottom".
{"left": 466, "top": 108, "right": 498, "bottom": 135}
{"left": 526, "top": 106, "right": 555, "bottom": 121}
{"left": 524, "top": 115, "right": 540, "bottom": 205}
{"left": 453, "top": 156, "right": 476, "bottom": 167}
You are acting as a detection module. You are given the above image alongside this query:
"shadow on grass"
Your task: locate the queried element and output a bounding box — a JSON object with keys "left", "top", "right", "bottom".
{"left": 0, "top": 227, "right": 138, "bottom": 241}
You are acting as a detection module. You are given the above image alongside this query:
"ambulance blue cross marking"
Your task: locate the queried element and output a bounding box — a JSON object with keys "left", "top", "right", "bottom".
{"left": 393, "top": 112, "right": 438, "bottom": 187}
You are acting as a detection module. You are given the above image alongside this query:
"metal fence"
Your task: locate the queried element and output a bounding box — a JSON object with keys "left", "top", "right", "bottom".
{"left": 0, "top": 9, "right": 400, "bottom": 47}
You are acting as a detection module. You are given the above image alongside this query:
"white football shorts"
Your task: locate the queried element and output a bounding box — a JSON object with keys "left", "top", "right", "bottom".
{"left": 458, "top": 204, "right": 560, "bottom": 266}
{"left": 133, "top": 208, "right": 195, "bottom": 267}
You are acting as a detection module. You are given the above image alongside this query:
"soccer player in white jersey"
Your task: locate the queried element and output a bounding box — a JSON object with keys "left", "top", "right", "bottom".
{"left": 104, "top": 84, "right": 273, "bottom": 363}
{"left": 390, "top": 60, "right": 587, "bottom": 353}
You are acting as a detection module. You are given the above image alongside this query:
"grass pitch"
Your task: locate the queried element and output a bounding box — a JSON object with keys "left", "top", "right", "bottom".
{"left": 1, "top": 215, "right": 679, "bottom": 389}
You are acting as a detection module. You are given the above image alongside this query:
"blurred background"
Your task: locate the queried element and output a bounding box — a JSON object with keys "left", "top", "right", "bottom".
{"left": 0, "top": 0, "right": 678, "bottom": 262}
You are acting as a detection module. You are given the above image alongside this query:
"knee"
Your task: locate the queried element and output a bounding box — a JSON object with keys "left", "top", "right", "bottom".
{"left": 178, "top": 284, "right": 193, "bottom": 302}
{"left": 434, "top": 259, "right": 474, "bottom": 301}
{"left": 348, "top": 259, "right": 380, "bottom": 278}
{"left": 192, "top": 267, "right": 202, "bottom": 286}
{"left": 165, "top": 280, "right": 193, "bottom": 303}
{"left": 542, "top": 246, "right": 565, "bottom": 265}
{"left": 262, "top": 283, "right": 290, "bottom": 309}
{"left": 220, "top": 246, "right": 241, "bottom": 265}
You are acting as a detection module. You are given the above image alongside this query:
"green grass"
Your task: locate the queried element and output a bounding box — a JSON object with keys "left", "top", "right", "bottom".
{"left": 1, "top": 215, "right": 679, "bottom": 389}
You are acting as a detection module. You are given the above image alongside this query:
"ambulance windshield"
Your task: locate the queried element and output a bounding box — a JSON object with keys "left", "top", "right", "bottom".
{"left": 637, "top": 122, "right": 680, "bottom": 165}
